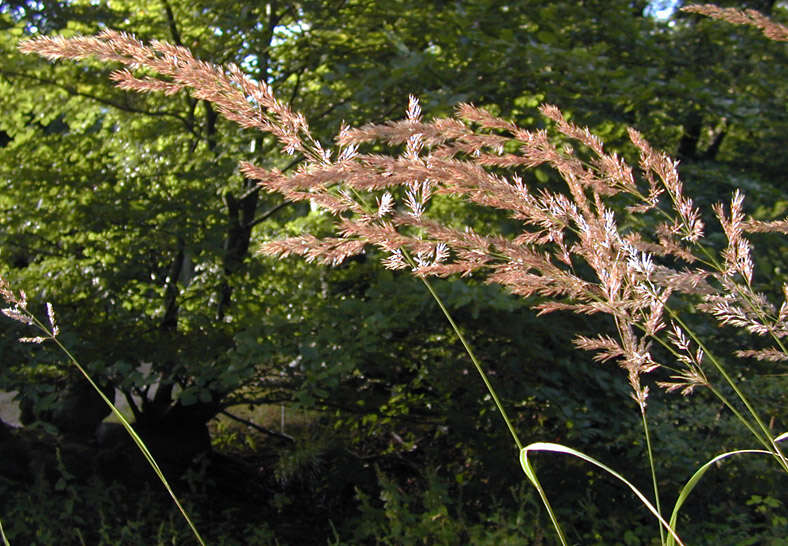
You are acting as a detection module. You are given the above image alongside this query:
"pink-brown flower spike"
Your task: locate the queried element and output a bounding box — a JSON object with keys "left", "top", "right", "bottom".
{"left": 21, "top": 27, "right": 788, "bottom": 405}
{"left": 682, "top": 4, "right": 788, "bottom": 42}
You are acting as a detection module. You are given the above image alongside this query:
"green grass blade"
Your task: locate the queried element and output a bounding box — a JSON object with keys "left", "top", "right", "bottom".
{"left": 518, "top": 448, "right": 569, "bottom": 545}
{"left": 666, "top": 443, "right": 786, "bottom": 546}
{"left": 520, "top": 442, "right": 684, "bottom": 546}
{"left": 0, "top": 518, "right": 9, "bottom": 546}
{"left": 5, "top": 297, "right": 207, "bottom": 546}
{"left": 51, "top": 337, "right": 207, "bottom": 546}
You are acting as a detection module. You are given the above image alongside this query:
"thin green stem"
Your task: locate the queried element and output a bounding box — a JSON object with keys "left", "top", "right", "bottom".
{"left": 666, "top": 308, "right": 788, "bottom": 472}
{"left": 641, "top": 408, "right": 665, "bottom": 546}
{"left": 413, "top": 270, "right": 522, "bottom": 451}
{"left": 0, "top": 518, "right": 9, "bottom": 546}
{"left": 25, "top": 313, "right": 207, "bottom": 546}
{"left": 410, "top": 263, "right": 572, "bottom": 542}
{"left": 608, "top": 313, "right": 665, "bottom": 544}
{"left": 705, "top": 382, "right": 770, "bottom": 449}
{"left": 347, "top": 192, "right": 523, "bottom": 451}
{"left": 528, "top": 466, "right": 570, "bottom": 545}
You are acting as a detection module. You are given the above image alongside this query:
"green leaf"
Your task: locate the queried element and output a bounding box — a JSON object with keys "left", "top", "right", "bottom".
{"left": 520, "top": 442, "right": 684, "bottom": 546}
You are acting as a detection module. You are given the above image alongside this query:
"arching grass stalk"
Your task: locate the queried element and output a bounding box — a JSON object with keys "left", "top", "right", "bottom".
{"left": 665, "top": 442, "right": 787, "bottom": 546}
{"left": 0, "top": 279, "right": 206, "bottom": 546}
{"left": 521, "top": 443, "right": 685, "bottom": 546}
{"left": 641, "top": 407, "right": 664, "bottom": 545}
{"left": 410, "top": 258, "right": 521, "bottom": 451}
{"left": 49, "top": 331, "right": 206, "bottom": 545}
{"left": 665, "top": 307, "right": 788, "bottom": 473}
{"left": 0, "top": 518, "right": 9, "bottom": 546}
{"left": 401, "top": 251, "right": 569, "bottom": 544}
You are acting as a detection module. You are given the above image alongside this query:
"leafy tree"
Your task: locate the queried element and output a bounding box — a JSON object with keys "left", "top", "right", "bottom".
{"left": 0, "top": 0, "right": 671, "bottom": 456}
{"left": 0, "top": 0, "right": 335, "bottom": 456}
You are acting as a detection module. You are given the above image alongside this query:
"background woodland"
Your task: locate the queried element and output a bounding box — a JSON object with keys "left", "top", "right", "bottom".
{"left": 0, "top": 0, "right": 786, "bottom": 544}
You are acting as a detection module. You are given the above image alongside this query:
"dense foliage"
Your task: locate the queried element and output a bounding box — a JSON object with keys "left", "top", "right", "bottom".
{"left": 0, "top": 1, "right": 786, "bottom": 544}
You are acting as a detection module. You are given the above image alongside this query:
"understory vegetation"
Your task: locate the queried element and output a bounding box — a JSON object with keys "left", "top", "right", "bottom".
{"left": 1, "top": 1, "right": 787, "bottom": 544}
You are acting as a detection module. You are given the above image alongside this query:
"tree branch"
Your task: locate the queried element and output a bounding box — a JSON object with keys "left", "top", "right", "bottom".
{"left": 121, "top": 388, "right": 142, "bottom": 421}
{"left": 0, "top": 68, "right": 199, "bottom": 138}
{"left": 247, "top": 200, "right": 291, "bottom": 229}
{"left": 161, "top": 0, "right": 183, "bottom": 47}
{"left": 220, "top": 409, "right": 295, "bottom": 442}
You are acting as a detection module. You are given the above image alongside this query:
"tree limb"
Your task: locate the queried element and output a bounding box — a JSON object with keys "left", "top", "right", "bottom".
{"left": 248, "top": 200, "right": 291, "bottom": 229}
{"left": 0, "top": 68, "right": 200, "bottom": 138}
{"left": 220, "top": 409, "right": 295, "bottom": 442}
{"left": 161, "top": 0, "right": 183, "bottom": 47}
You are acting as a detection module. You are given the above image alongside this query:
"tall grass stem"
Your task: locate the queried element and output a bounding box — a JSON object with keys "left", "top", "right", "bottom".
{"left": 401, "top": 252, "right": 575, "bottom": 539}
{"left": 641, "top": 409, "right": 665, "bottom": 545}
{"left": 666, "top": 308, "right": 788, "bottom": 472}
{"left": 49, "top": 336, "right": 207, "bottom": 545}
{"left": 408, "top": 257, "right": 522, "bottom": 452}
{"left": 12, "top": 303, "right": 207, "bottom": 546}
